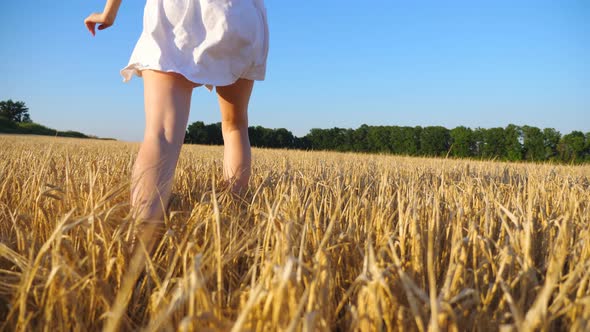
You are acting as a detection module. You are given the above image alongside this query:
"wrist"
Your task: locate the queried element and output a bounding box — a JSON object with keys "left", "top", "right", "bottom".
{"left": 104, "top": 11, "right": 117, "bottom": 24}
{"left": 103, "top": 0, "right": 121, "bottom": 23}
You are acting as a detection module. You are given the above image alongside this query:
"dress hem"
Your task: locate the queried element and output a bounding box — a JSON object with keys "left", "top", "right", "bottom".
{"left": 120, "top": 63, "right": 266, "bottom": 92}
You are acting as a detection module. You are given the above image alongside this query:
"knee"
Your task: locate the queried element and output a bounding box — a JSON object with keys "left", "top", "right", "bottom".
{"left": 143, "top": 129, "right": 183, "bottom": 151}
{"left": 144, "top": 128, "right": 185, "bottom": 146}
{"left": 222, "top": 116, "right": 248, "bottom": 134}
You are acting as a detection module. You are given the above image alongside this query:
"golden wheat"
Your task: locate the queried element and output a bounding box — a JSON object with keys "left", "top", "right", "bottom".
{"left": 0, "top": 134, "right": 589, "bottom": 331}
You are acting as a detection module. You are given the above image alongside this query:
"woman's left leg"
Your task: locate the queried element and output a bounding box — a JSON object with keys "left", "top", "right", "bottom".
{"left": 217, "top": 79, "right": 254, "bottom": 194}
{"left": 130, "top": 70, "right": 195, "bottom": 222}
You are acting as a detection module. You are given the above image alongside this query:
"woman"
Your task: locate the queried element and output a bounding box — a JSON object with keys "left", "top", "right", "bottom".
{"left": 84, "top": 0, "right": 269, "bottom": 226}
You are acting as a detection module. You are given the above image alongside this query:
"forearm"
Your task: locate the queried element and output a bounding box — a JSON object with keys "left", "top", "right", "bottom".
{"left": 103, "top": 0, "right": 122, "bottom": 21}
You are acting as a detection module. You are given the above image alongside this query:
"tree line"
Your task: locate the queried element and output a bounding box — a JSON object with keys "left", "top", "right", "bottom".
{"left": 185, "top": 121, "right": 590, "bottom": 163}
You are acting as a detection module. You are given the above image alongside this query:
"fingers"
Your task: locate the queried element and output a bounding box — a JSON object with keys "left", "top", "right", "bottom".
{"left": 98, "top": 23, "right": 112, "bottom": 31}
{"left": 84, "top": 13, "right": 101, "bottom": 36}
{"left": 84, "top": 13, "right": 113, "bottom": 36}
{"left": 85, "top": 22, "right": 96, "bottom": 36}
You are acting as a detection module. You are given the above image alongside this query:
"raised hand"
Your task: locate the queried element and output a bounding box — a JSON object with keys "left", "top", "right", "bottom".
{"left": 84, "top": 12, "right": 115, "bottom": 36}
{"left": 84, "top": 0, "right": 121, "bottom": 36}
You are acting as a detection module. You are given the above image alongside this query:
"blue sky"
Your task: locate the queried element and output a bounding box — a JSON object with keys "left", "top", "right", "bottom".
{"left": 1, "top": 0, "right": 588, "bottom": 141}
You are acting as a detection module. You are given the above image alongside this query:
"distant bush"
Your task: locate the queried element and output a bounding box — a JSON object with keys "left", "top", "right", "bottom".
{"left": 57, "top": 130, "right": 89, "bottom": 139}
{"left": 0, "top": 99, "right": 104, "bottom": 140}
{"left": 16, "top": 122, "right": 56, "bottom": 136}
{"left": 0, "top": 116, "right": 20, "bottom": 133}
{"left": 0, "top": 120, "right": 94, "bottom": 139}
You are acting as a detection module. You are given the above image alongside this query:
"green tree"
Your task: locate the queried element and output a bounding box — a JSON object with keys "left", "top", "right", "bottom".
{"left": 208, "top": 123, "right": 224, "bottom": 144}
{"left": 250, "top": 126, "right": 280, "bottom": 148}
{"left": 367, "top": 126, "right": 391, "bottom": 153}
{"left": 450, "top": 126, "right": 475, "bottom": 158}
{"left": 404, "top": 126, "right": 421, "bottom": 155}
{"left": 389, "top": 126, "right": 419, "bottom": 155}
{"left": 522, "top": 125, "right": 545, "bottom": 161}
{"left": 504, "top": 124, "right": 523, "bottom": 161}
{"left": 185, "top": 121, "right": 223, "bottom": 145}
{"left": 306, "top": 128, "right": 333, "bottom": 150}
{"left": 185, "top": 121, "right": 208, "bottom": 144}
{"left": 558, "top": 131, "right": 585, "bottom": 162}
{"left": 326, "top": 127, "right": 352, "bottom": 151}
{"left": 413, "top": 126, "right": 423, "bottom": 153}
{"left": 293, "top": 136, "right": 311, "bottom": 149}
{"left": 472, "top": 128, "right": 485, "bottom": 158}
{"left": 0, "top": 99, "right": 31, "bottom": 123}
{"left": 274, "top": 128, "right": 291, "bottom": 148}
{"left": 419, "top": 126, "right": 451, "bottom": 156}
{"left": 352, "top": 124, "right": 370, "bottom": 151}
{"left": 542, "top": 128, "right": 561, "bottom": 161}
{"left": 482, "top": 127, "right": 506, "bottom": 159}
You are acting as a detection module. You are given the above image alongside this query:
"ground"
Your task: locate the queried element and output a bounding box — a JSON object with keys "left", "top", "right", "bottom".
{"left": 0, "top": 135, "right": 589, "bottom": 331}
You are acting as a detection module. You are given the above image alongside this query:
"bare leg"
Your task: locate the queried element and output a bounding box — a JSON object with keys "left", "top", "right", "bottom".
{"left": 131, "top": 70, "right": 195, "bottom": 222}
{"left": 217, "top": 79, "right": 254, "bottom": 194}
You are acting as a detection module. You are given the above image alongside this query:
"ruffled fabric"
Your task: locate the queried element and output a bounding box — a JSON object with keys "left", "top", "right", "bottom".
{"left": 120, "top": 0, "right": 268, "bottom": 90}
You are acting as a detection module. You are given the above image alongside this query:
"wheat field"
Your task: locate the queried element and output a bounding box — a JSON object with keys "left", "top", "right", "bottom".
{"left": 0, "top": 134, "right": 589, "bottom": 331}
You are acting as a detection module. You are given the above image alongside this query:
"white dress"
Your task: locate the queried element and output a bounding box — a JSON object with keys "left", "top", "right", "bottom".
{"left": 120, "top": 0, "right": 268, "bottom": 90}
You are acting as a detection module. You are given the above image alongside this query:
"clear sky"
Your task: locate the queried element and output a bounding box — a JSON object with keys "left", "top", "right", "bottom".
{"left": 1, "top": 0, "right": 588, "bottom": 141}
